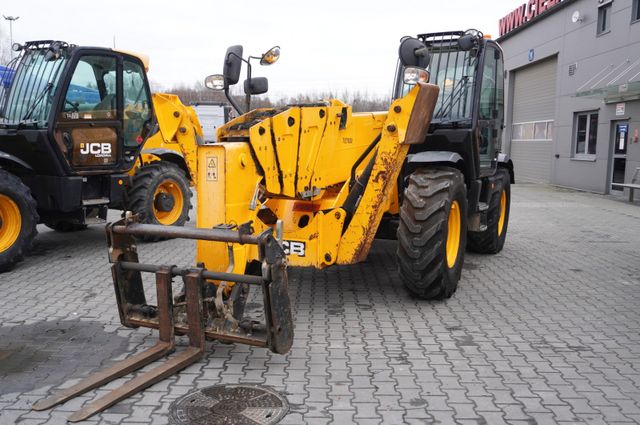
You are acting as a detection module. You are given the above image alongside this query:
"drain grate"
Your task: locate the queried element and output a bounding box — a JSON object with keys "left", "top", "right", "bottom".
{"left": 168, "top": 384, "right": 289, "bottom": 425}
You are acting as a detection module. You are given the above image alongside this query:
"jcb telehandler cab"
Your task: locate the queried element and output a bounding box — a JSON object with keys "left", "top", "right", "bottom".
{"left": 0, "top": 41, "right": 154, "bottom": 270}
{"left": 390, "top": 30, "right": 514, "bottom": 297}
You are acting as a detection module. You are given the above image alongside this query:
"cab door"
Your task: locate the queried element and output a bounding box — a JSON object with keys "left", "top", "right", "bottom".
{"left": 53, "top": 53, "right": 152, "bottom": 173}
{"left": 122, "top": 58, "right": 152, "bottom": 150}
{"left": 54, "top": 54, "right": 122, "bottom": 170}
{"left": 475, "top": 43, "right": 504, "bottom": 174}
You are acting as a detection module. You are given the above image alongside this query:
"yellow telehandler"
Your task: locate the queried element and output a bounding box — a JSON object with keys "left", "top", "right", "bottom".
{"left": 127, "top": 95, "right": 231, "bottom": 236}
{"left": 33, "top": 30, "right": 513, "bottom": 421}
{"left": 125, "top": 93, "right": 201, "bottom": 236}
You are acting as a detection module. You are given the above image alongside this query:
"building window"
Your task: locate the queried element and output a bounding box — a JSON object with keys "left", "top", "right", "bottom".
{"left": 633, "top": 0, "right": 640, "bottom": 22}
{"left": 512, "top": 120, "right": 554, "bottom": 141}
{"left": 574, "top": 112, "right": 598, "bottom": 156}
{"left": 597, "top": 2, "right": 612, "bottom": 34}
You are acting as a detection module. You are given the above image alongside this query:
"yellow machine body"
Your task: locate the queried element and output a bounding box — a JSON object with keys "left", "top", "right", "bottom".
{"left": 196, "top": 83, "right": 439, "bottom": 277}
{"left": 129, "top": 93, "right": 204, "bottom": 184}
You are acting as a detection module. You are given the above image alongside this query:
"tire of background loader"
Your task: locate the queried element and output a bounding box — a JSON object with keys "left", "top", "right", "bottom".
{"left": 396, "top": 167, "right": 467, "bottom": 300}
{"left": 127, "top": 162, "right": 192, "bottom": 242}
{"left": 0, "top": 170, "right": 38, "bottom": 272}
{"left": 44, "top": 221, "right": 88, "bottom": 232}
{"left": 467, "top": 169, "right": 511, "bottom": 254}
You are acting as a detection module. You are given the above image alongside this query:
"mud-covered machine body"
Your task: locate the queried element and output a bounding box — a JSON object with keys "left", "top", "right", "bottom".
{"left": 32, "top": 39, "right": 441, "bottom": 422}
{"left": 33, "top": 32, "right": 514, "bottom": 421}
{"left": 200, "top": 30, "right": 514, "bottom": 298}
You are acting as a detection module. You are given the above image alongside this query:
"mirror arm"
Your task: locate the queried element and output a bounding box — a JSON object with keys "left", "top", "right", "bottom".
{"left": 226, "top": 51, "right": 255, "bottom": 112}
{"left": 246, "top": 60, "right": 252, "bottom": 112}
{"left": 224, "top": 87, "right": 245, "bottom": 115}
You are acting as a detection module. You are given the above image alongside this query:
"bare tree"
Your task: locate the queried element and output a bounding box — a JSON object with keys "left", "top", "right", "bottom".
{"left": 161, "top": 81, "right": 228, "bottom": 104}
{"left": 162, "top": 80, "right": 390, "bottom": 112}
{"left": 278, "top": 90, "right": 390, "bottom": 112}
{"left": 148, "top": 79, "right": 165, "bottom": 93}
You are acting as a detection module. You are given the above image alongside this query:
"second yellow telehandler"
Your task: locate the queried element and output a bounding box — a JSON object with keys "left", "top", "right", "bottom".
{"left": 127, "top": 95, "right": 231, "bottom": 236}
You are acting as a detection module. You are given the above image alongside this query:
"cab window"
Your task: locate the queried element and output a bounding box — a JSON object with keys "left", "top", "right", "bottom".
{"left": 61, "top": 55, "right": 117, "bottom": 120}
{"left": 479, "top": 46, "right": 503, "bottom": 120}
{"left": 123, "top": 59, "right": 151, "bottom": 147}
{"left": 478, "top": 45, "right": 504, "bottom": 164}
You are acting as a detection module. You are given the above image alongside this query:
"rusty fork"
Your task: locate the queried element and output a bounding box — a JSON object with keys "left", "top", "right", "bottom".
{"left": 32, "top": 217, "right": 293, "bottom": 422}
{"left": 33, "top": 268, "right": 206, "bottom": 422}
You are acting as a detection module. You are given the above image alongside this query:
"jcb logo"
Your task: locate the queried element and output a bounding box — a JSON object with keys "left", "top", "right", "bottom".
{"left": 282, "top": 240, "right": 306, "bottom": 257}
{"left": 80, "top": 143, "right": 112, "bottom": 157}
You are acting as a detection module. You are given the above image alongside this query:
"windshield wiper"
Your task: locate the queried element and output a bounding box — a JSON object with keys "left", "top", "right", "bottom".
{"left": 434, "top": 76, "right": 469, "bottom": 121}
{"left": 20, "top": 82, "right": 53, "bottom": 123}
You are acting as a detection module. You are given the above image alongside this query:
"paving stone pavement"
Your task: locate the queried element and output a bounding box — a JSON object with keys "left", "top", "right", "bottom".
{"left": 1, "top": 183, "right": 639, "bottom": 425}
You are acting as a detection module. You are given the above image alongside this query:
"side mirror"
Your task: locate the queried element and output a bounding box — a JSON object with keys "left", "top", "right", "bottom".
{"left": 223, "top": 45, "right": 243, "bottom": 86}
{"left": 260, "top": 46, "right": 280, "bottom": 66}
{"left": 398, "top": 37, "right": 430, "bottom": 69}
{"left": 458, "top": 35, "right": 476, "bottom": 51}
{"left": 204, "top": 74, "right": 225, "bottom": 90}
{"left": 458, "top": 29, "right": 483, "bottom": 52}
{"left": 244, "top": 77, "right": 268, "bottom": 95}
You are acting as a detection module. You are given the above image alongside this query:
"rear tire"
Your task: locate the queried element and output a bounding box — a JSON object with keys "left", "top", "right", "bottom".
{"left": 467, "top": 169, "right": 511, "bottom": 254}
{"left": 397, "top": 167, "right": 467, "bottom": 300}
{"left": 127, "top": 162, "right": 192, "bottom": 241}
{"left": 0, "top": 170, "right": 38, "bottom": 272}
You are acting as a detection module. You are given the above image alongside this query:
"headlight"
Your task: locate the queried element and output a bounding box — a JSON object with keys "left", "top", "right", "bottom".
{"left": 260, "top": 46, "right": 281, "bottom": 66}
{"left": 403, "top": 67, "right": 430, "bottom": 85}
{"left": 204, "top": 74, "right": 225, "bottom": 91}
{"left": 12, "top": 43, "right": 22, "bottom": 52}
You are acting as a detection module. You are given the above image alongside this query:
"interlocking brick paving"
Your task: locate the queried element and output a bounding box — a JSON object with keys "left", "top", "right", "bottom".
{"left": 1, "top": 184, "right": 639, "bottom": 424}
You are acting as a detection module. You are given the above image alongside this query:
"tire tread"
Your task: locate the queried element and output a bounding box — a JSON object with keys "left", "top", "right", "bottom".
{"left": 0, "top": 170, "right": 38, "bottom": 272}
{"left": 127, "top": 162, "right": 192, "bottom": 242}
{"left": 396, "top": 167, "right": 467, "bottom": 300}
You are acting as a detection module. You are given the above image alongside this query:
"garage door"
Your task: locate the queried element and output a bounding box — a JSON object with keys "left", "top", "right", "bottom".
{"left": 510, "top": 56, "right": 557, "bottom": 183}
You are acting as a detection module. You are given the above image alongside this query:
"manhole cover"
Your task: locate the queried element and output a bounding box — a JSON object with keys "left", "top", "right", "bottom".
{"left": 168, "top": 384, "right": 289, "bottom": 425}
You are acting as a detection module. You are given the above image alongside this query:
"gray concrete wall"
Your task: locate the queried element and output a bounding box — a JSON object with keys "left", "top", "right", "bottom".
{"left": 499, "top": 0, "right": 640, "bottom": 193}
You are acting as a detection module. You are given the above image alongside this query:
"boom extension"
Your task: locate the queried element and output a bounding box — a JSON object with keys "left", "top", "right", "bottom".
{"left": 197, "top": 82, "right": 440, "bottom": 270}
{"left": 33, "top": 215, "right": 292, "bottom": 421}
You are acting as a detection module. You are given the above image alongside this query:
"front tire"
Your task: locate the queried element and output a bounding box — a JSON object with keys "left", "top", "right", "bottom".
{"left": 397, "top": 167, "right": 468, "bottom": 300}
{"left": 0, "top": 170, "right": 38, "bottom": 272}
{"left": 467, "top": 169, "right": 511, "bottom": 254}
{"left": 127, "top": 162, "right": 192, "bottom": 241}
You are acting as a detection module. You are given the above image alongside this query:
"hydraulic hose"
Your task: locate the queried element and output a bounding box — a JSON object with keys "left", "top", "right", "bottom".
{"left": 349, "top": 133, "right": 381, "bottom": 190}
{"left": 342, "top": 151, "right": 377, "bottom": 232}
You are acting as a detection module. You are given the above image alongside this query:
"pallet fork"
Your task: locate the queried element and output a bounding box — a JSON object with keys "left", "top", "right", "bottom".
{"left": 33, "top": 215, "right": 292, "bottom": 422}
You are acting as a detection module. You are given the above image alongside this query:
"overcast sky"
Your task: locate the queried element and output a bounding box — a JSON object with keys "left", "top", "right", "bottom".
{"left": 1, "top": 0, "right": 523, "bottom": 99}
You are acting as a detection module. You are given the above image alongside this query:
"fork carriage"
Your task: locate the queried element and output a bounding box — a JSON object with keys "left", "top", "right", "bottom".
{"left": 33, "top": 215, "right": 292, "bottom": 422}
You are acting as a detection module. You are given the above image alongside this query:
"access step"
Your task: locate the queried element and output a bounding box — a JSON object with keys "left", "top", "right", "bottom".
{"left": 82, "top": 198, "right": 110, "bottom": 206}
{"left": 477, "top": 201, "right": 489, "bottom": 212}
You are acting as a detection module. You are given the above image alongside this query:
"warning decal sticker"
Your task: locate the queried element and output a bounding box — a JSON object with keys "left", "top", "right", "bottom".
{"left": 206, "top": 156, "right": 218, "bottom": 181}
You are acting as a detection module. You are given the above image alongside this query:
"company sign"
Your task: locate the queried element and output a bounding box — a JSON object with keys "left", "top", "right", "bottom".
{"left": 499, "top": 0, "right": 566, "bottom": 37}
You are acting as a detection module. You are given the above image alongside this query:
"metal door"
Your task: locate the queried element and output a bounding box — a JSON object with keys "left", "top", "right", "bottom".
{"left": 610, "top": 121, "right": 629, "bottom": 191}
